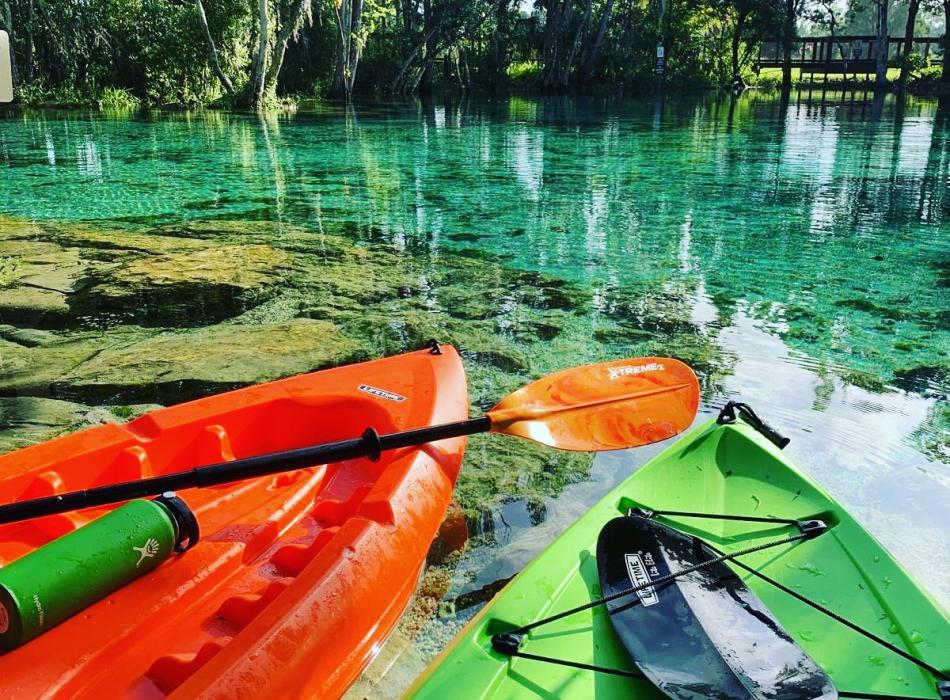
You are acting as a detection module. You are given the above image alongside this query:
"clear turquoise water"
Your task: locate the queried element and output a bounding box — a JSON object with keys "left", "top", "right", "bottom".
{"left": 3, "top": 97, "right": 947, "bottom": 382}
{"left": 1, "top": 93, "right": 948, "bottom": 691}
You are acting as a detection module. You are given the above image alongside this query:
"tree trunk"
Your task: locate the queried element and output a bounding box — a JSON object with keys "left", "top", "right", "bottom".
{"left": 781, "top": 0, "right": 794, "bottom": 92}
{"left": 578, "top": 0, "right": 614, "bottom": 84}
{"left": 401, "top": 0, "right": 413, "bottom": 36}
{"left": 345, "top": 0, "right": 364, "bottom": 95}
{"left": 731, "top": 7, "right": 748, "bottom": 89}
{"left": 248, "top": 0, "right": 270, "bottom": 106}
{"left": 25, "top": 0, "right": 34, "bottom": 83}
{"left": 560, "top": 0, "right": 591, "bottom": 88}
{"left": 420, "top": 0, "right": 437, "bottom": 94}
{"left": 391, "top": 26, "right": 437, "bottom": 92}
{"left": 897, "top": 0, "right": 919, "bottom": 90}
{"left": 822, "top": 3, "right": 848, "bottom": 82}
{"left": 488, "top": 0, "right": 510, "bottom": 88}
{"left": 332, "top": 0, "right": 352, "bottom": 95}
{"left": 874, "top": 0, "right": 888, "bottom": 88}
{"left": 194, "top": 0, "right": 233, "bottom": 94}
{"left": 541, "top": 0, "right": 566, "bottom": 90}
{"left": 264, "top": 0, "right": 311, "bottom": 95}
{"left": 460, "top": 47, "right": 471, "bottom": 90}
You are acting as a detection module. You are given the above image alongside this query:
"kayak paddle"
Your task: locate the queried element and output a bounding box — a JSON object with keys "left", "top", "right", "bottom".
{"left": 0, "top": 356, "right": 699, "bottom": 524}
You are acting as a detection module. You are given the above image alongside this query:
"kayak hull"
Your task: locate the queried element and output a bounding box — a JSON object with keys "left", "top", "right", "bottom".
{"left": 408, "top": 418, "right": 949, "bottom": 699}
{"left": 0, "top": 346, "right": 468, "bottom": 699}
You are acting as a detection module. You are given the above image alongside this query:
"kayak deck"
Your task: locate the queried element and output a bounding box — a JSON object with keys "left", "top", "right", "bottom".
{"left": 0, "top": 346, "right": 468, "bottom": 699}
{"left": 408, "top": 418, "right": 949, "bottom": 699}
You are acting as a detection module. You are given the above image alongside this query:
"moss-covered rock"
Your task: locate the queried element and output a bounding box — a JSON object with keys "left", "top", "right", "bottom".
{"left": 909, "top": 401, "right": 950, "bottom": 464}
{"left": 0, "top": 286, "right": 70, "bottom": 326}
{"left": 0, "top": 234, "right": 85, "bottom": 326}
{"left": 0, "top": 396, "right": 158, "bottom": 454}
{"left": 75, "top": 244, "right": 292, "bottom": 326}
{"left": 52, "top": 319, "right": 360, "bottom": 403}
{"left": 0, "top": 334, "right": 121, "bottom": 396}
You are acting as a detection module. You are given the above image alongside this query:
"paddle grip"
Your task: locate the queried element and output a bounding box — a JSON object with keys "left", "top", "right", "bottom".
{"left": 755, "top": 419, "right": 790, "bottom": 450}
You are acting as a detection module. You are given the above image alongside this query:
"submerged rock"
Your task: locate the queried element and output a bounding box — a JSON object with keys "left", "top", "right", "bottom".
{"left": 52, "top": 319, "right": 360, "bottom": 404}
{"left": 0, "top": 397, "right": 157, "bottom": 454}
{"left": 0, "top": 333, "right": 120, "bottom": 396}
{"left": 75, "top": 244, "right": 292, "bottom": 326}
{"left": 454, "top": 433, "right": 593, "bottom": 536}
{"left": 0, "top": 215, "right": 728, "bottom": 523}
{"left": 0, "top": 217, "right": 295, "bottom": 328}
{"left": 0, "top": 235, "right": 84, "bottom": 327}
{"left": 0, "top": 286, "right": 70, "bottom": 326}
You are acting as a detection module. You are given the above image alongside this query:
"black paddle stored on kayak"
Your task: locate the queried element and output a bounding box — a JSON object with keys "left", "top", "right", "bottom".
{"left": 597, "top": 514, "right": 835, "bottom": 700}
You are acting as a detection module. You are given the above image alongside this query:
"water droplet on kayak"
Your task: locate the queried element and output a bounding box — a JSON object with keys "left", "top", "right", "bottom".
{"left": 910, "top": 630, "right": 924, "bottom": 643}
{"left": 798, "top": 562, "right": 822, "bottom": 576}
{"left": 867, "top": 655, "right": 885, "bottom": 667}
{"left": 873, "top": 555, "right": 880, "bottom": 563}
{"left": 888, "top": 623, "right": 899, "bottom": 634}
{"left": 798, "top": 630, "right": 815, "bottom": 641}
{"left": 881, "top": 576, "right": 892, "bottom": 587}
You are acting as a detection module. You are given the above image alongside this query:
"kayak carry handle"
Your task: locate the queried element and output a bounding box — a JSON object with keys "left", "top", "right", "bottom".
{"left": 717, "top": 401, "right": 790, "bottom": 449}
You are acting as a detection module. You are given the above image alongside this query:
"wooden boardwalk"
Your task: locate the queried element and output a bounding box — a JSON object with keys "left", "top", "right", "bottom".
{"left": 757, "top": 36, "right": 944, "bottom": 79}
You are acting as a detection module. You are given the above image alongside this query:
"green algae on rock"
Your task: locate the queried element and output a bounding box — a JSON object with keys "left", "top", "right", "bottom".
{"left": 0, "top": 396, "right": 159, "bottom": 454}
{"left": 74, "top": 244, "right": 292, "bottom": 326}
{"left": 0, "top": 333, "right": 121, "bottom": 396}
{"left": 51, "top": 319, "right": 360, "bottom": 404}
{"left": 910, "top": 402, "right": 950, "bottom": 464}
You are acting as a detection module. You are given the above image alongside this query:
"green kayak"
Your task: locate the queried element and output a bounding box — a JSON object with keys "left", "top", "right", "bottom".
{"left": 407, "top": 409, "right": 949, "bottom": 699}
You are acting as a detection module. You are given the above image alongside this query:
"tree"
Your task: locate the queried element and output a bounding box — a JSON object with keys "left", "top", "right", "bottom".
{"left": 780, "top": 0, "right": 804, "bottom": 92}
{"left": 808, "top": 0, "right": 850, "bottom": 81}
{"left": 195, "top": 0, "right": 234, "bottom": 94}
{"left": 873, "top": 0, "right": 889, "bottom": 87}
{"left": 896, "top": 0, "right": 920, "bottom": 89}
{"left": 486, "top": 0, "right": 516, "bottom": 88}
{"left": 943, "top": 0, "right": 950, "bottom": 87}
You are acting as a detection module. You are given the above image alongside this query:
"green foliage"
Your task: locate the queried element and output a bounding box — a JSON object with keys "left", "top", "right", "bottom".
{"left": 0, "top": 0, "right": 820, "bottom": 101}
{"left": 110, "top": 405, "right": 137, "bottom": 420}
{"left": 13, "top": 82, "right": 95, "bottom": 106}
{"left": 507, "top": 61, "right": 542, "bottom": 89}
{"left": 908, "top": 65, "right": 945, "bottom": 93}
{"left": 897, "top": 51, "right": 929, "bottom": 74}
{"left": 97, "top": 87, "right": 140, "bottom": 111}
{"left": 752, "top": 69, "right": 784, "bottom": 90}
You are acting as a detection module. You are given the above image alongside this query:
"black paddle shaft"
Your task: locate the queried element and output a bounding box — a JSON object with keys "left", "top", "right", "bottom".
{"left": 0, "top": 416, "right": 491, "bottom": 525}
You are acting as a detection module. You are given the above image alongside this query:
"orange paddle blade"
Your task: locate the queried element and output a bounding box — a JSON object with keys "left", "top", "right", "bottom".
{"left": 487, "top": 357, "right": 700, "bottom": 451}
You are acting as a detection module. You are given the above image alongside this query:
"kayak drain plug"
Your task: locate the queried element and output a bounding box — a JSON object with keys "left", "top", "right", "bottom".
{"left": 491, "top": 632, "right": 524, "bottom": 656}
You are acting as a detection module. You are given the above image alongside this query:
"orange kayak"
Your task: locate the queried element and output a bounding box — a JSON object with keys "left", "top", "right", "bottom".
{"left": 0, "top": 345, "right": 468, "bottom": 699}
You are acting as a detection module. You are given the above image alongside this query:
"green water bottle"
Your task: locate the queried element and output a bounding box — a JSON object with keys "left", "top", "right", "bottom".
{"left": 0, "top": 492, "right": 198, "bottom": 651}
